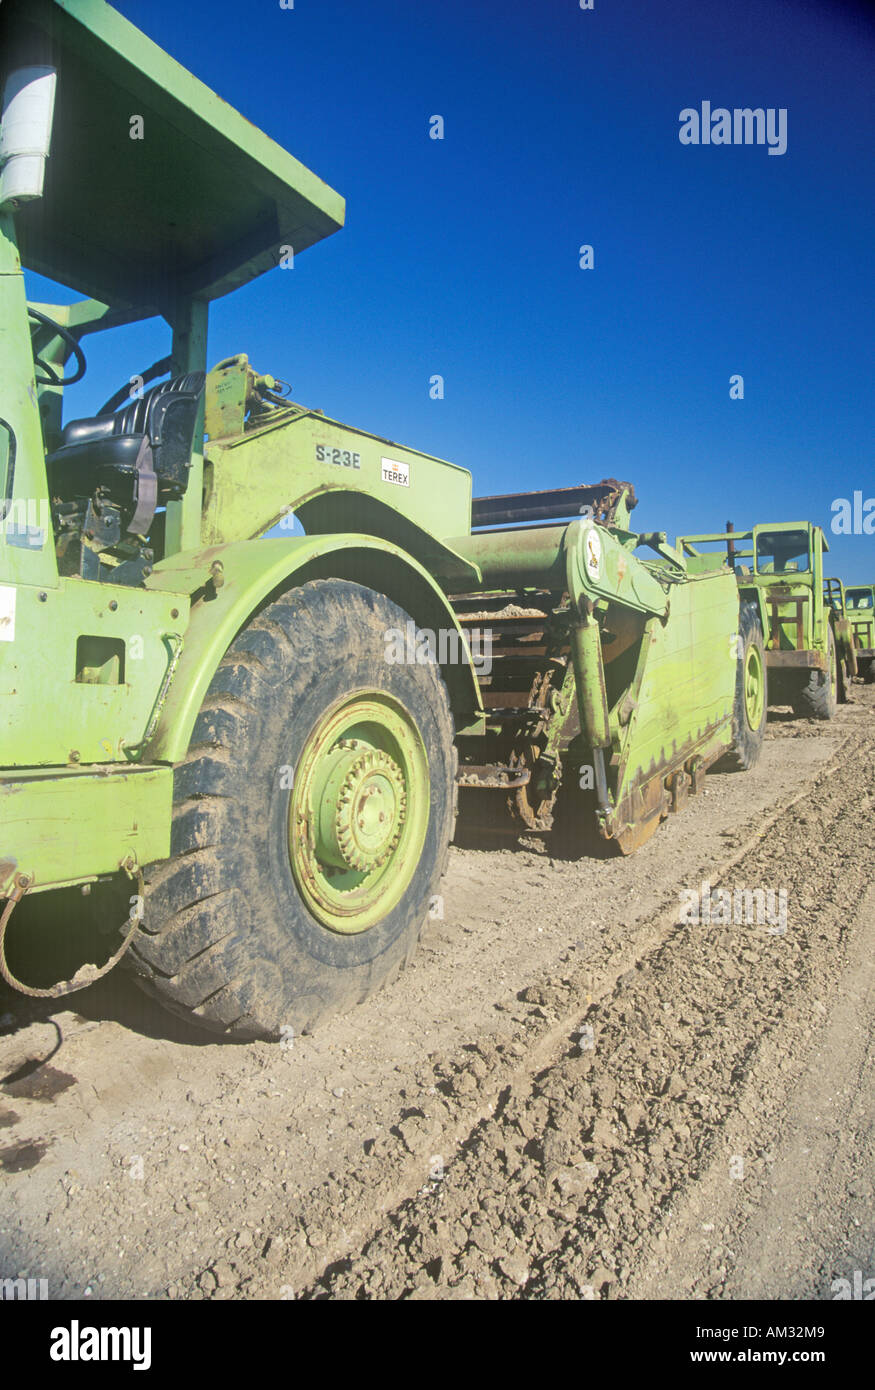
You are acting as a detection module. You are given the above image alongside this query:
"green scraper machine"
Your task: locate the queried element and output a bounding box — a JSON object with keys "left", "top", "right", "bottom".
{"left": 0, "top": 0, "right": 767, "bottom": 1037}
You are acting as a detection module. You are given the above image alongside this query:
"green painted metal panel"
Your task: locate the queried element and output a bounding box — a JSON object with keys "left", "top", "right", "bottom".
{"left": 614, "top": 570, "right": 738, "bottom": 795}
{"left": 0, "top": 763, "right": 171, "bottom": 894}
{"left": 202, "top": 407, "right": 474, "bottom": 552}
{"left": 0, "top": 578, "right": 189, "bottom": 766}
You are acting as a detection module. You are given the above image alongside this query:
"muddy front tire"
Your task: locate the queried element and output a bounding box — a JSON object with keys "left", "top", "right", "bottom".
{"left": 126, "top": 580, "right": 456, "bottom": 1040}
{"left": 791, "top": 626, "right": 838, "bottom": 721}
{"left": 718, "top": 601, "right": 767, "bottom": 772}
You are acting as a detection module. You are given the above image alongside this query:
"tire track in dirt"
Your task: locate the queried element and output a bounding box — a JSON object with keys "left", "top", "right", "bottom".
{"left": 284, "top": 710, "right": 874, "bottom": 1300}
{"left": 629, "top": 883, "right": 875, "bottom": 1301}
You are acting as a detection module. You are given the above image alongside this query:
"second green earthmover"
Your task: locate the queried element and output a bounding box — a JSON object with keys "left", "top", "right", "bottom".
{"left": 679, "top": 521, "right": 854, "bottom": 718}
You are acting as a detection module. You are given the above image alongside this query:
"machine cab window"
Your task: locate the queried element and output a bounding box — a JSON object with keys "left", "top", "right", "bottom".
{"left": 754, "top": 529, "right": 810, "bottom": 575}
{"left": 846, "top": 587, "right": 874, "bottom": 610}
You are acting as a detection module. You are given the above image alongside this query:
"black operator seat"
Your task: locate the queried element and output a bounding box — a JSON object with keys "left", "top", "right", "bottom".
{"left": 47, "top": 372, "right": 206, "bottom": 534}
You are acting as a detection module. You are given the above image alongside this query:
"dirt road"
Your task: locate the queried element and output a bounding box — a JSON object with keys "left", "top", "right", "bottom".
{"left": 1, "top": 691, "right": 873, "bottom": 1301}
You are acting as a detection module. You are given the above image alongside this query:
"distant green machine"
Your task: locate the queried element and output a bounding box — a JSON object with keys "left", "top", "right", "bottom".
{"left": 0, "top": 0, "right": 765, "bottom": 1037}
{"left": 679, "top": 521, "right": 853, "bottom": 718}
{"left": 843, "top": 583, "right": 875, "bottom": 682}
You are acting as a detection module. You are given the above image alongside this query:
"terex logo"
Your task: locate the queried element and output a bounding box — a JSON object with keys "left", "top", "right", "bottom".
{"left": 49, "top": 1321, "right": 152, "bottom": 1371}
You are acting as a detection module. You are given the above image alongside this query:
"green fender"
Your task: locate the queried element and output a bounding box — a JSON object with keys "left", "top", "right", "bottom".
{"left": 144, "top": 534, "right": 483, "bottom": 762}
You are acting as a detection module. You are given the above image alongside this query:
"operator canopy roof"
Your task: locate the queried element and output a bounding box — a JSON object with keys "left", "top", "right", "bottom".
{"left": 1, "top": 0, "right": 345, "bottom": 312}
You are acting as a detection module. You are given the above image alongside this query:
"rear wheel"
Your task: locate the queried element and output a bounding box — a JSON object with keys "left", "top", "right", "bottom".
{"left": 718, "top": 601, "right": 767, "bottom": 771}
{"left": 791, "top": 626, "right": 838, "bottom": 720}
{"left": 126, "top": 579, "right": 456, "bottom": 1039}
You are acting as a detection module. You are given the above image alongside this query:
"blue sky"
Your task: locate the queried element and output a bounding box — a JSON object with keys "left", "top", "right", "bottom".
{"left": 28, "top": 0, "right": 875, "bottom": 580}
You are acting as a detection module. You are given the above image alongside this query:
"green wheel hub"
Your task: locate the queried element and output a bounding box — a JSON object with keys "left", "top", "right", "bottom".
{"left": 743, "top": 642, "right": 765, "bottom": 730}
{"left": 289, "top": 694, "right": 430, "bottom": 934}
{"left": 322, "top": 742, "right": 407, "bottom": 872}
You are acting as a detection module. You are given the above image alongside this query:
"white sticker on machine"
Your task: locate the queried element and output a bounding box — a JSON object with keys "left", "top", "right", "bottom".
{"left": 0, "top": 586, "right": 16, "bottom": 641}
{"left": 381, "top": 457, "right": 410, "bottom": 487}
{"left": 583, "top": 526, "right": 602, "bottom": 583}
